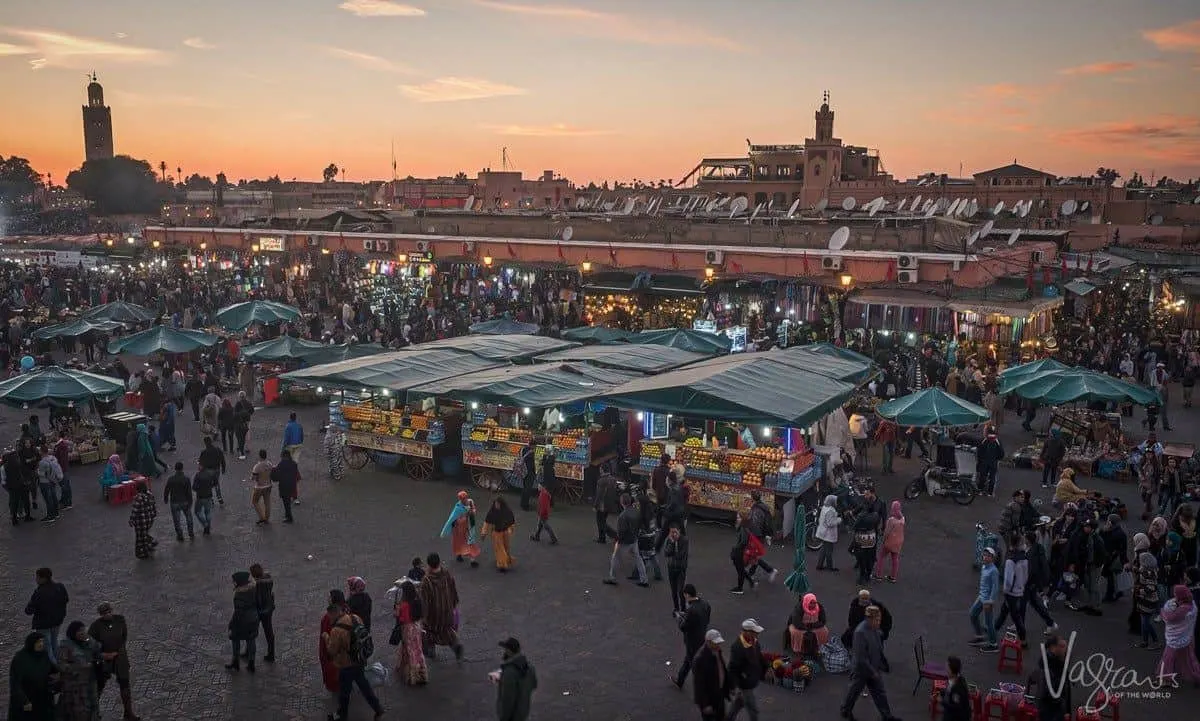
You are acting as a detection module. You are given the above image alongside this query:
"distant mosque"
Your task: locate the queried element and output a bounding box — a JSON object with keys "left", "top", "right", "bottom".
{"left": 82, "top": 73, "right": 114, "bottom": 162}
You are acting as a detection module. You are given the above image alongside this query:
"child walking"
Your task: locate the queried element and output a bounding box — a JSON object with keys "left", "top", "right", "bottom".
{"left": 874, "top": 500, "right": 905, "bottom": 582}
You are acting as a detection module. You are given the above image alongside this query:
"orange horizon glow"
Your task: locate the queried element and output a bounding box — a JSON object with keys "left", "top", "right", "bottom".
{"left": 2, "top": 1, "right": 1199, "bottom": 187}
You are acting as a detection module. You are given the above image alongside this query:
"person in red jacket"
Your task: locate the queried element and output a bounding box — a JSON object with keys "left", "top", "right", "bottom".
{"left": 529, "top": 483, "right": 559, "bottom": 545}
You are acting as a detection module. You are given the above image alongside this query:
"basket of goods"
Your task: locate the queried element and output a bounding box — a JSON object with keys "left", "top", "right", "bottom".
{"left": 683, "top": 437, "right": 704, "bottom": 448}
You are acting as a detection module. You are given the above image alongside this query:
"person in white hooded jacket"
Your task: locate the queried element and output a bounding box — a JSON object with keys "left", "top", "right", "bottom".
{"left": 815, "top": 495, "right": 842, "bottom": 572}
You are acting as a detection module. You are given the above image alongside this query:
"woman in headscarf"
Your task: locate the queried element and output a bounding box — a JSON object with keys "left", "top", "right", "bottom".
{"left": 56, "top": 620, "right": 101, "bottom": 721}
{"left": 226, "top": 571, "right": 259, "bottom": 673}
{"left": 133, "top": 424, "right": 163, "bottom": 479}
{"left": 1171, "top": 503, "right": 1199, "bottom": 568}
{"left": 1159, "top": 585, "right": 1200, "bottom": 682}
{"left": 440, "top": 491, "right": 480, "bottom": 567}
{"left": 480, "top": 495, "right": 517, "bottom": 572}
{"left": 1133, "top": 552, "right": 1162, "bottom": 648}
{"left": 200, "top": 387, "right": 221, "bottom": 437}
{"left": 127, "top": 481, "right": 157, "bottom": 559}
{"left": 785, "top": 592, "right": 829, "bottom": 659}
{"left": 100, "top": 453, "right": 126, "bottom": 493}
{"left": 318, "top": 590, "right": 348, "bottom": 694}
{"left": 392, "top": 579, "right": 428, "bottom": 686}
{"left": 1127, "top": 533, "right": 1153, "bottom": 635}
{"left": 323, "top": 424, "right": 346, "bottom": 483}
{"left": 346, "top": 577, "right": 373, "bottom": 632}
{"left": 874, "top": 500, "right": 905, "bottom": 582}
{"left": 814, "top": 494, "right": 842, "bottom": 572}
{"left": 7, "top": 632, "right": 56, "bottom": 721}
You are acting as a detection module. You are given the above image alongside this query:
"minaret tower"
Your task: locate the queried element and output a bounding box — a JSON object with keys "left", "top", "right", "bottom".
{"left": 82, "top": 73, "right": 115, "bottom": 161}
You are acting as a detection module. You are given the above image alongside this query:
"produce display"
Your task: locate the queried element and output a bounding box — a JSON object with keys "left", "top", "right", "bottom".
{"left": 462, "top": 420, "right": 533, "bottom": 471}
{"left": 340, "top": 400, "right": 446, "bottom": 456}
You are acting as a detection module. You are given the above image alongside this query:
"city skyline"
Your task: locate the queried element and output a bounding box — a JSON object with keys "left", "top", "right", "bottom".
{"left": 2, "top": 0, "right": 1199, "bottom": 186}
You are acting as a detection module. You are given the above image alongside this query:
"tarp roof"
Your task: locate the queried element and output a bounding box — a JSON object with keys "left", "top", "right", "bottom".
{"left": 1062, "top": 279, "right": 1098, "bottom": 296}
{"left": 468, "top": 318, "right": 540, "bottom": 335}
{"left": 626, "top": 328, "right": 732, "bottom": 355}
{"left": 409, "top": 362, "right": 639, "bottom": 408}
{"left": 279, "top": 349, "right": 501, "bottom": 391}
{"left": 534, "top": 344, "right": 709, "bottom": 373}
{"left": 408, "top": 334, "right": 578, "bottom": 362}
{"left": 771, "top": 346, "right": 876, "bottom": 384}
{"left": 595, "top": 353, "right": 858, "bottom": 426}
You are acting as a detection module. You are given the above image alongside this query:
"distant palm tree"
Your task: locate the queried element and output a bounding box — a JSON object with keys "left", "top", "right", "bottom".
{"left": 158, "top": 161, "right": 167, "bottom": 182}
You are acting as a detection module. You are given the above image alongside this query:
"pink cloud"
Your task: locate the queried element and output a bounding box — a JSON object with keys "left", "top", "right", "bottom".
{"left": 1143, "top": 18, "right": 1200, "bottom": 52}
{"left": 1058, "top": 61, "right": 1138, "bottom": 76}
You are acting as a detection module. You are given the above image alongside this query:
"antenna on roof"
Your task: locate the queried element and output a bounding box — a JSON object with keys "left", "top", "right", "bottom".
{"left": 829, "top": 226, "right": 850, "bottom": 250}
{"left": 1007, "top": 229, "right": 1021, "bottom": 245}
{"left": 785, "top": 198, "right": 800, "bottom": 218}
{"left": 896, "top": 198, "right": 908, "bottom": 212}
{"left": 911, "top": 194, "right": 923, "bottom": 210}
{"left": 841, "top": 197, "right": 857, "bottom": 211}
{"left": 748, "top": 203, "right": 763, "bottom": 224}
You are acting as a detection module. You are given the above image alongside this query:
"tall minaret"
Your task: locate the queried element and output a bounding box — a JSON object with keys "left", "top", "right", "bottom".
{"left": 814, "top": 90, "right": 835, "bottom": 143}
{"left": 82, "top": 73, "right": 114, "bottom": 162}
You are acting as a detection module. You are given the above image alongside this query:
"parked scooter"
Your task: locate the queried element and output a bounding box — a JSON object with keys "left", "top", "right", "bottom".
{"left": 904, "top": 456, "right": 977, "bottom": 505}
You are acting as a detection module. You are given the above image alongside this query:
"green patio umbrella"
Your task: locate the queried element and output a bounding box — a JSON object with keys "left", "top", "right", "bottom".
{"left": 468, "top": 317, "right": 540, "bottom": 335}
{"left": 627, "top": 328, "right": 731, "bottom": 355}
{"left": 241, "top": 335, "right": 330, "bottom": 362}
{"left": 81, "top": 301, "right": 156, "bottom": 324}
{"left": 784, "top": 501, "right": 810, "bottom": 595}
{"left": 802, "top": 342, "right": 874, "bottom": 366}
{"left": 560, "top": 326, "right": 634, "bottom": 345}
{"left": 1005, "top": 369, "right": 1159, "bottom": 406}
{"left": 214, "top": 300, "right": 302, "bottom": 330}
{"left": 32, "top": 317, "right": 124, "bottom": 340}
{"left": 997, "top": 358, "right": 1070, "bottom": 395}
{"left": 107, "top": 326, "right": 220, "bottom": 355}
{"left": 0, "top": 366, "right": 125, "bottom": 407}
{"left": 876, "top": 387, "right": 989, "bottom": 427}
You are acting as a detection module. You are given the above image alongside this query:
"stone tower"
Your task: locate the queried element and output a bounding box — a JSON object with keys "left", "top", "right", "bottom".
{"left": 82, "top": 73, "right": 114, "bottom": 162}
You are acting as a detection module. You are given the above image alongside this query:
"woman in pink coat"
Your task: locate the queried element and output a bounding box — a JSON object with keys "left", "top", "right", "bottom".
{"left": 1160, "top": 585, "right": 1200, "bottom": 683}
{"left": 874, "top": 500, "right": 905, "bottom": 582}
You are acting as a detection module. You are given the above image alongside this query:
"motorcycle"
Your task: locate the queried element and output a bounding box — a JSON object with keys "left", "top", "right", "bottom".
{"left": 904, "top": 457, "right": 977, "bottom": 505}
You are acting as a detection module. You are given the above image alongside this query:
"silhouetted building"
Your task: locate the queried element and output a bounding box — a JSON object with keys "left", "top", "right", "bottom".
{"left": 82, "top": 73, "right": 114, "bottom": 162}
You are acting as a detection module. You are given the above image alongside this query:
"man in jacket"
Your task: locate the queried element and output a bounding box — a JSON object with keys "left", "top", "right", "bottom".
{"left": 969, "top": 548, "right": 1001, "bottom": 652}
{"left": 249, "top": 563, "right": 276, "bottom": 663}
{"left": 1039, "top": 431, "right": 1066, "bottom": 489}
{"left": 975, "top": 427, "right": 1005, "bottom": 496}
{"left": 993, "top": 539, "right": 1030, "bottom": 646}
{"left": 281, "top": 411, "right": 304, "bottom": 464}
{"left": 197, "top": 436, "right": 226, "bottom": 506}
{"left": 270, "top": 449, "right": 300, "bottom": 524}
{"left": 664, "top": 526, "right": 691, "bottom": 615}
{"left": 672, "top": 584, "right": 710, "bottom": 688}
{"left": 840, "top": 606, "right": 898, "bottom": 721}
{"left": 1066, "top": 518, "right": 1106, "bottom": 616}
{"left": 604, "top": 494, "right": 648, "bottom": 586}
{"left": 25, "top": 567, "right": 68, "bottom": 664}
{"left": 191, "top": 465, "right": 220, "bottom": 535}
{"left": 593, "top": 473, "right": 618, "bottom": 543}
{"left": 89, "top": 602, "right": 140, "bottom": 721}
{"left": 746, "top": 492, "right": 777, "bottom": 582}
{"left": 163, "top": 462, "right": 194, "bottom": 541}
{"left": 1034, "top": 632, "right": 1072, "bottom": 721}
{"left": 727, "top": 618, "right": 766, "bottom": 721}
{"left": 1100, "top": 514, "right": 1129, "bottom": 603}
{"left": 494, "top": 637, "right": 537, "bottom": 721}
{"left": 35, "top": 445, "right": 62, "bottom": 523}
{"left": 692, "top": 629, "right": 729, "bottom": 721}
{"left": 323, "top": 608, "right": 385, "bottom": 721}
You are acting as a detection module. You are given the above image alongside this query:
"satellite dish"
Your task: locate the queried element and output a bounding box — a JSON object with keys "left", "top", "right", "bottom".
{"left": 463, "top": 194, "right": 475, "bottom": 211}
{"left": 1061, "top": 199, "right": 1077, "bottom": 216}
{"left": 715, "top": 196, "right": 731, "bottom": 210}
{"left": 1018, "top": 202, "right": 1030, "bottom": 218}
{"left": 621, "top": 198, "right": 635, "bottom": 215}
{"left": 766, "top": 198, "right": 775, "bottom": 212}
{"left": 815, "top": 198, "right": 829, "bottom": 212}
{"left": 968, "top": 199, "right": 980, "bottom": 216}
{"left": 842, "top": 197, "right": 857, "bottom": 211}
{"left": 562, "top": 226, "right": 573, "bottom": 242}
{"left": 1040, "top": 199, "right": 1047, "bottom": 208}
{"left": 924, "top": 203, "right": 936, "bottom": 218}
{"left": 1150, "top": 215, "right": 1164, "bottom": 226}
{"left": 980, "top": 220, "right": 995, "bottom": 237}
{"left": 868, "top": 200, "right": 881, "bottom": 217}
{"left": 992, "top": 201, "right": 1004, "bottom": 215}
{"left": 870, "top": 196, "right": 885, "bottom": 209}
{"left": 966, "top": 231, "right": 980, "bottom": 246}
{"left": 896, "top": 198, "right": 908, "bottom": 212}
{"left": 912, "top": 194, "right": 923, "bottom": 210}
{"left": 1080, "top": 201, "right": 1090, "bottom": 212}
{"left": 704, "top": 199, "right": 718, "bottom": 212}
{"left": 922, "top": 199, "right": 934, "bottom": 212}
{"left": 1194, "top": 196, "right": 1200, "bottom": 205}
{"left": 729, "top": 196, "right": 749, "bottom": 217}
{"left": 947, "top": 198, "right": 962, "bottom": 216}
{"left": 786, "top": 199, "right": 801, "bottom": 218}
{"left": 1007, "top": 229, "right": 1021, "bottom": 245}
{"left": 748, "top": 203, "right": 763, "bottom": 223}
{"left": 829, "top": 226, "right": 851, "bottom": 250}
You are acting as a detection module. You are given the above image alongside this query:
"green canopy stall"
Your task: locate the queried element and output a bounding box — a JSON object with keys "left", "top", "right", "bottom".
{"left": 468, "top": 318, "right": 540, "bottom": 335}
{"left": 876, "top": 387, "right": 989, "bottom": 427}
{"left": 0, "top": 366, "right": 125, "bottom": 408}
{"left": 107, "top": 326, "right": 220, "bottom": 355}
{"left": 560, "top": 326, "right": 635, "bottom": 345}
{"left": 82, "top": 301, "right": 156, "bottom": 324}
{"left": 411, "top": 334, "right": 578, "bottom": 362}
{"left": 1004, "top": 368, "right": 1159, "bottom": 406}
{"left": 534, "top": 344, "right": 708, "bottom": 374}
{"left": 32, "top": 318, "right": 124, "bottom": 340}
{"left": 997, "top": 358, "right": 1071, "bottom": 395}
{"left": 214, "top": 300, "right": 302, "bottom": 331}
{"left": 626, "top": 328, "right": 732, "bottom": 355}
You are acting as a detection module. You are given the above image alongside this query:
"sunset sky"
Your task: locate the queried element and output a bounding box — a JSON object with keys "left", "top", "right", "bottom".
{"left": 2, "top": 0, "right": 1199, "bottom": 186}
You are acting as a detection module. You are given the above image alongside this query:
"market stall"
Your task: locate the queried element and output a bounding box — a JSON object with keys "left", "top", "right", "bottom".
{"left": 82, "top": 301, "right": 156, "bottom": 324}
{"left": 242, "top": 336, "right": 387, "bottom": 405}
{"left": 338, "top": 395, "right": 453, "bottom": 479}
{"left": 214, "top": 300, "right": 302, "bottom": 331}
{"left": 0, "top": 366, "right": 127, "bottom": 465}
{"left": 107, "top": 325, "right": 221, "bottom": 355}
{"left": 468, "top": 317, "right": 540, "bottom": 335}
{"left": 560, "top": 325, "right": 635, "bottom": 345}
{"left": 409, "top": 333, "right": 578, "bottom": 362}
{"left": 534, "top": 344, "right": 709, "bottom": 374}
{"left": 626, "top": 328, "right": 732, "bottom": 355}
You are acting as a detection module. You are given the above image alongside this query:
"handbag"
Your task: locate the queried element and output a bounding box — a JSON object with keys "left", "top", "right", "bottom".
{"left": 388, "top": 621, "right": 403, "bottom": 646}
{"left": 1115, "top": 570, "right": 1134, "bottom": 594}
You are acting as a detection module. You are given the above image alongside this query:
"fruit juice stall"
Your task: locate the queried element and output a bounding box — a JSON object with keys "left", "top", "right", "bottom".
{"left": 461, "top": 412, "right": 534, "bottom": 489}
{"left": 336, "top": 393, "right": 456, "bottom": 480}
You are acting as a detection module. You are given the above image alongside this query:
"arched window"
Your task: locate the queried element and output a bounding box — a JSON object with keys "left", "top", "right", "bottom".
{"left": 754, "top": 192, "right": 768, "bottom": 206}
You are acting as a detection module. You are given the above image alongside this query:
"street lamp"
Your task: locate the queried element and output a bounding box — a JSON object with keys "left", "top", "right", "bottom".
{"left": 704, "top": 267, "right": 715, "bottom": 279}
{"left": 482, "top": 255, "right": 493, "bottom": 267}
{"left": 199, "top": 242, "right": 207, "bottom": 250}
{"left": 581, "top": 261, "right": 592, "bottom": 273}
{"left": 152, "top": 240, "right": 160, "bottom": 249}
{"left": 840, "top": 273, "right": 853, "bottom": 288}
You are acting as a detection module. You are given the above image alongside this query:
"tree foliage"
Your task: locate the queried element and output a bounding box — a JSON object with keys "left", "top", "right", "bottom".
{"left": 184, "top": 173, "right": 214, "bottom": 190}
{"left": 0, "top": 155, "right": 42, "bottom": 203}
{"left": 66, "top": 155, "right": 165, "bottom": 215}
{"left": 322, "top": 163, "right": 340, "bottom": 183}
{"left": 1125, "top": 172, "right": 1145, "bottom": 189}
{"left": 1094, "top": 167, "right": 1120, "bottom": 186}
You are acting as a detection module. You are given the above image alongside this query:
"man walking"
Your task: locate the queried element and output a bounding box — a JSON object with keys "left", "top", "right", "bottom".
{"left": 593, "top": 471, "right": 618, "bottom": 543}
{"left": 323, "top": 605, "right": 385, "bottom": 721}
{"left": 603, "top": 493, "right": 649, "bottom": 587}
{"left": 968, "top": 548, "right": 1000, "bottom": 653}
{"left": 727, "top": 618, "right": 767, "bottom": 721}
{"left": 89, "top": 602, "right": 140, "bottom": 721}
{"left": 52, "top": 435, "right": 73, "bottom": 511}
{"left": 671, "top": 584, "right": 710, "bottom": 689}
{"left": 975, "top": 427, "right": 1005, "bottom": 497}
{"left": 250, "top": 563, "right": 276, "bottom": 663}
{"left": 192, "top": 463, "right": 219, "bottom": 535}
{"left": 840, "top": 606, "right": 899, "bottom": 721}
{"left": 664, "top": 525, "right": 690, "bottom": 614}
{"left": 270, "top": 449, "right": 300, "bottom": 524}
{"left": 163, "top": 462, "right": 194, "bottom": 541}
{"left": 35, "top": 444, "right": 62, "bottom": 523}
{"left": 25, "top": 567, "right": 68, "bottom": 664}
{"left": 197, "top": 436, "right": 226, "bottom": 506}
{"left": 692, "top": 629, "right": 728, "bottom": 721}
{"left": 250, "top": 449, "right": 274, "bottom": 525}
{"left": 494, "top": 637, "right": 538, "bottom": 721}
{"left": 282, "top": 411, "right": 304, "bottom": 465}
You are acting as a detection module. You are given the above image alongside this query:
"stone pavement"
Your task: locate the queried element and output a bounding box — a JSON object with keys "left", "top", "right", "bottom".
{"left": 0, "top": 395, "right": 1193, "bottom": 721}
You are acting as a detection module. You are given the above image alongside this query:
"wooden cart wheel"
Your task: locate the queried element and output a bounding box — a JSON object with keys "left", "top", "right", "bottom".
{"left": 405, "top": 457, "right": 434, "bottom": 481}
{"left": 470, "top": 467, "right": 496, "bottom": 491}
{"left": 344, "top": 446, "right": 370, "bottom": 470}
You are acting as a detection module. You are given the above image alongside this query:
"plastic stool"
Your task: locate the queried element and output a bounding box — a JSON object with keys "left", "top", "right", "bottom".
{"left": 969, "top": 684, "right": 983, "bottom": 721}
{"left": 929, "top": 679, "right": 948, "bottom": 720}
{"left": 983, "top": 691, "right": 1011, "bottom": 721}
{"left": 1094, "top": 693, "right": 1120, "bottom": 721}
{"left": 107, "top": 482, "right": 134, "bottom": 505}
{"left": 997, "top": 633, "right": 1023, "bottom": 674}
{"left": 1016, "top": 696, "right": 1039, "bottom": 721}
{"left": 1076, "top": 708, "right": 1102, "bottom": 721}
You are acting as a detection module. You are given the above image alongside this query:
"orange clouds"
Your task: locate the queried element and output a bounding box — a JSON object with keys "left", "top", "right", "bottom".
{"left": 338, "top": 0, "right": 426, "bottom": 17}
{"left": 1054, "top": 116, "right": 1200, "bottom": 167}
{"left": 1143, "top": 18, "right": 1200, "bottom": 53}
{"left": 482, "top": 123, "right": 612, "bottom": 138}
{"left": 398, "top": 77, "right": 526, "bottom": 102}
{"left": 1058, "top": 61, "right": 1138, "bottom": 76}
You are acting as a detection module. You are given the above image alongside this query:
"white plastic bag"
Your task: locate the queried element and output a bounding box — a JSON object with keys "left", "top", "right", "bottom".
{"left": 365, "top": 661, "right": 390, "bottom": 686}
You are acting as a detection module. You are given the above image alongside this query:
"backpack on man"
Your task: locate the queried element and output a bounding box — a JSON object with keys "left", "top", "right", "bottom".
{"left": 339, "top": 616, "right": 374, "bottom": 666}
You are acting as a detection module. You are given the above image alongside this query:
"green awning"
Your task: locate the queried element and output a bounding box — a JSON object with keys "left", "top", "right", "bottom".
{"left": 560, "top": 326, "right": 635, "bottom": 345}
{"left": 302, "top": 343, "right": 388, "bottom": 365}
{"left": 876, "top": 388, "right": 989, "bottom": 427}
{"left": 242, "top": 335, "right": 330, "bottom": 361}
{"left": 409, "top": 362, "right": 639, "bottom": 408}
{"left": 595, "top": 353, "right": 858, "bottom": 426}
{"left": 0, "top": 366, "right": 126, "bottom": 408}
{"left": 775, "top": 346, "right": 876, "bottom": 385}
{"left": 468, "top": 318, "right": 540, "bottom": 335}
{"left": 535, "top": 344, "right": 709, "bottom": 373}
{"left": 410, "top": 334, "right": 578, "bottom": 362}
{"left": 82, "top": 301, "right": 156, "bottom": 324}
{"left": 1005, "top": 368, "right": 1159, "bottom": 406}
{"left": 997, "top": 358, "right": 1070, "bottom": 395}
{"left": 215, "top": 300, "right": 302, "bottom": 330}
{"left": 280, "top": 349, "right": 502, "bottom": 392}
{"left": 32, "top": 318, "right": 124, "bottom": 340}
{"left": 626, "top": 328, "right": 731, "bottom": 355}
{"left": 800, "top": 342, "right": 874, "bottom": 366}
{"left": 108, "top": 326, "right": 220, "bottom": 355}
